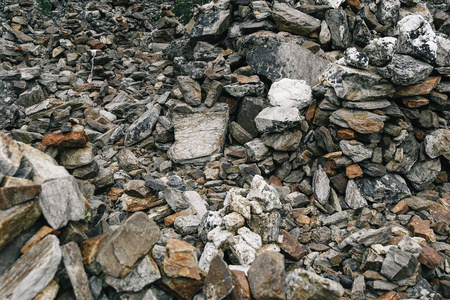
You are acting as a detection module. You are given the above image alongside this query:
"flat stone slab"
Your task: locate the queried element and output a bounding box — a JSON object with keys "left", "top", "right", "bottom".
{"left": 62, "top": 242, "right": 92, "bottom": 300}
{"left": 168, "top": 104, "right": 229, "bottom": 164}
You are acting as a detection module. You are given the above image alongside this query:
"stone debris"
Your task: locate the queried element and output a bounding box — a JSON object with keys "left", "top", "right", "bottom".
{"left": 0, "top": 0, "right": 449, "bottom": 299}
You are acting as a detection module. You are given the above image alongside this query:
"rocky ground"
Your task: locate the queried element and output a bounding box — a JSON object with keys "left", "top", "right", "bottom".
{"left": 0, "top": 0, "right": 450, "bottom": 299}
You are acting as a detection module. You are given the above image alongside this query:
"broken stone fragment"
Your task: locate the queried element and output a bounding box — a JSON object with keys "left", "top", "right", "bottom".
{"left": 377, "top": 54, "right": 433, "bottom": 85}
{"left": 255, "top": 106, "right": 303, "bottom": 133}
{"left": 330, "top": 108, "right": 387, "bottom": 134}
{"left": 203, "top": 254, "right": 234, "bottom": 300}
{"left": 0, "top": 176, "right": 41, "bottom": 210}
{"left": 248, "top": 251, "right": 285, "bottom": 300}
{"left": 42, "top": 130, "right": 88, "bottom": 148}
{"left": 62, "top": 242, "right": 93, "bottom": 300}
{"left": 0, "top": 132, "right": 23, "bottom": 177}
{"left": 268, "top": 78, "right": 313, "bottom": 109}
{"left": 272, "top": 2, "right": 321, "bottom": 36}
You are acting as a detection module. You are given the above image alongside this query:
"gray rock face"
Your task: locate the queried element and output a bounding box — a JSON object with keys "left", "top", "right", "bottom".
{"left": 377, "top": 0, "right": 400, "bottom": 25}
{"left": 0, "top": 81, "right": 20, "bottom": 130}
{"left": 435, "top": 35, "right": 450, "bottom": 67}
{"left": 339, "top": 140, "right": 373, "bottom": 163}
{"left": 424, "top": 129, "right": 450, "bottom": 160}
{"left": 313, "top": 170, "right": 330, "bottom": 206}
{"left": 0, "top": 235, "right": 61, "bottom": 300}
{"left": 177, "top": 76, "right": 202, "bottom": 106}
{"left": 163, "top": 188, "right": 190, "bottom": 212}
{"left": 385, "top": 134, "right": 419, "bottom": 174}
{"left": 168, "top": 104, "right": 229, "bottom": 164}
{"left": 263, "top": 130, "right": 302, "bottom": 151}
{"left": 0, "top": 132, "right": 23, "bottom": 177}
{"left": 237, "top": 97, "right": 268, "bottom": 137}
{"left": 377, "top": 54, "right": 433, "bottom": 85}
{"left": 285, "top": 268, "right": 344, "bottom": 300}
{"left": 339, "top": 226, "right": 392, "bottom": 248}
{"left": 245, "top": 138, "right": 270, "bottom": 162}
{"left": 356, "top": 173, "right": 411, "bottom": 204}
{"left": 344, "top": 48, "right": 369, "bottom": 69}
{"left": 330, "top": 108, "right": 387, "bottom": 134}
{"left": 62, "top": 242, "right": 92, "bottom": 300}
{"left": 255, "top": 106, "right": 303, "bottom": 133}
{"left": 223, "top": 82, "right": 265, "bottom": 98}
{"left": 321, "top": 64, "right": 395, "bottom": 101}
{"left": 363, "top": 37, "right": 397, "bottom": 66}
{"left": 18, "top": 85, "right": 45, "bottom": 107}
{"left": 124, "top": 104, "right": 161, "bottom": 146}
{"left": 245, "top": 41, "right": 329, "bottom": 85}
{"left": 345, "top": 179, "right": 368, "bottom": 210}
{"left": 95, "top": 212, "right": 161, "bottom": 279}
{"left": 325, "top": 9, "right": 351, "bottom": 50}
{"left": 203, "top": 254, "right": 234, "bottom": 300}
{"left": 397, "top": 14, "right": 437, "bottom": 62}
{"left": 406, "top": 158, "right": 441, "bottom": 190}
{"left": 60, "top": 146, "right": 95, "bottom": 169}
{"left": 381, "top": 247, "right": 419, "bottom": 281}
{"left": 191, "top": 9, "right": 231, "bottom": 42}
{"left": 272, "top": 2, "right": 321, "bottom": 36}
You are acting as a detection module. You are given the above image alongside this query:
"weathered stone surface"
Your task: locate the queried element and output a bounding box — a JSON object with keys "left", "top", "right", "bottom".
{"left": 42, "top": 130, "right": 88, "bottom": 148}
{"left": 325, "top": 9, "right": 351, "bottom": 49}
{"left": 95, "top": 212, "right": 161, "bottom": 278}
{"left": 330, "top": 109, "right": 387, "bottom": 134}
{"left": 339, "top": 226, "right": 392, "bottom": 248}
{"left": 405, "top": 158, "right": 441, "bottom": 190}
{"left": 168, "top": 104, "right": 229, "bottom": 164}
{"left": 191, "top": 9, "right": 231, "bottom": 42}
{"left": 313, "top": 169, "right": 330, "bottom": 205}
{"left": 0, "top": 177, "right": 41, "bottom": 210}
{"left": 435, "top": 35, "right": 450, "bottom": 67}
{"left": 177, "top": 76, "right": 202, "bottom": 106}
{"left": 272, "top": 2, "right": 320, "bottom": 36}
{"left": 255, "top": 106, "right": 303, "bottom": 133}
{"left": 278, "top": 229, "right": 306, "bottom": 260}
{"left": 62, "top": 242, "right": 92, "bottom": 300}
{"left": 356, "top": 173, "right": 411, "bottom": 204}
{"left": 363, "top": 37, "right": 397, "bottom": 66}
{"left": 60, "top": 146, "right": 95, "bottom": 169}
{"left": 262, "top": 130, "right": 302, "bottom": 151}
{"left": 285, "top": 268, "right": 344, "bottom": 300}
{"left": 237, "top": 97, "right": 268, "bottom": 137}
{"left": 245, "top": 138, "right": 270, "bottom": 162}
{"left": 0, "top": 235, "right": 61, "bottom": 300}
{"left": 321, "top": 64, "right": 395, "bottom": 101}
{"left": 381, "top": 247, "right": 418, "bottom": 281}
{"left": 394, "top": 76, "right": 441, "bottom": 96}
{"left": 385, "top": 134, "right": 419, "bottom": 174}
{"left": 0, "top": 132, "right": 23, "bottom": 177}
{"left": 339, "top": 140, "right": 373, "bottom": 163}
{"left": 228, "top": 235, "right": 257, "bottom": 266}
{"left": 248, "top": 251, "right": 285, "bottom": 300}
{"left": 203, "top": 254, "right": 234, "bottom": 300}
{"left": 407, "top": 216, "right": 436, "bottom": 242}
{"left": 124, "top": 104, "right": 160, "bottom": 146}
{"left": 377, "top": 54, "right": 433, "bottom": 85}
{"left": 424, "top": 129, "right": 450, "bottom": 160}
{"left": 345, "top": 179, "right": 368, "bottom": 210}
{"left": 117, "top": 148, "right": 139, "bottom": 172}
{"left": 268, "top": 78, "right": 312, "bottom": 109}
{"left": 0, "top": 81, "right": 21, "bottom": 130}
{"left": 229, "top": 269, "right": 251, "bottom": 300}
{"left": 344, "top": 47, "right": 369, "bottom": 69}
{"left": 377, "top": 0, "right": 400, "bottom": 25}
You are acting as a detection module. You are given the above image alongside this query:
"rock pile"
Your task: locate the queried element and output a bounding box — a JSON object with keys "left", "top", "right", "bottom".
{"left": 0, "top": 0, "right": 450, "bottom": 299}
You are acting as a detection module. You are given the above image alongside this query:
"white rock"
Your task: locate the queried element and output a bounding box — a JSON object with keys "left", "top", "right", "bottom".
{"left": 223, "top": 212, "right": 246, "bottom": 231}
{"left": 208, "top": 227, "right": 233, "bottom": 248}
{"left": 238, "top": 227, "right": 262, "bottom": 250}
{"left": 184, "top": 191, "right": 207, "bottom": 218}
{"left": 230, "top": 194, "right": 252, "bottom": 220}
{"left": 247, "top": 175, "right": 282, "bottom": 212}
{"left": 228, "top": 235, "right": 257, "bottom": 266}
{"left": 345, "top": 180, "right": 368, "bottom": 210}
{"left": 199, "top": 242, "right": 221, "bottom": 273}
{"left": 268, "top": 78, "right": 313, "bottom": 109}
{"left": 313, "top": 169, "right": 330, "bottom": 206}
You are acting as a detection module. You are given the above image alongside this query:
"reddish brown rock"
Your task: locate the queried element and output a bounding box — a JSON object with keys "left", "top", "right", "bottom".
{"left": 234, "top": 75, "right": 260, "bottom": 84}
{"left": 164, "top": 209, "right": 192, "bottom": 227}
{"left": 402, "top": 96, "right": 430, "bottom": 108}
{"left": 21, "top": 225, "right": 60, "bottom": 253}
{"left": 106, "top": 187, "right": 124, "bottom": 202}
{"left": 42, "top": 130, "right": 88, "bottom": 148}
{"left": 121, "top": 193, "right": 158, "bottom": 212}
{"left": 203, "top": 255, "right": 233, "bottom": 300}
{"left": 391, "top": 200, "right": 409, "bottom": 214}
{"left": 346, "top": 0, "right": 362, "bottom": 11}
{"left": 80, "top": 234, "right": 109, "bottom": 274}
{"left": 248, "top": 251, "right": 285, "bottom": 300}
{"left": 229, "top": 269, "right": 251, "bottom": 300}
{"left": 430, "top": 201, "right": 450, "bottom": 224}
{"left": 268, "top": 175, "right": 283, "bottom": 187}
{"left": 278, "top": 230, "right": 307, "bottom": 261}
{"left": 346, "top": 164, "right": 363, "bottom": 179}
{"left": 337, "top": 128, "right": 356, "bottom": 140}
{"left": 418, "top": 244, "right": 441, "bottom": 269}
{"left": 407, "top": 216, "right": 436, "bottom": 242}
{"left": 0, "top": 177, "right": 42, "bottom": 210}
{"left": 394, "top": 76, "right": 441, "bottom": 96}
{"left": 375, "top": 291, "right": 400, "bottom": 300}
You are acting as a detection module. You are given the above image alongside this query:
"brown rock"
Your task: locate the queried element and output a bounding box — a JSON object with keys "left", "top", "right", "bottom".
{"left": 268, "top": 175, "right": 283, "bottom": 187}
{"left": 42, "top": 130, "right": 88, "bottom": 148}
{"left": 33, "top": 280, "right": 60, "bottom": 300}
{"left": 394, "top": 76, "right": 441, "bottom": 96}
{"left": 0, "top": 176, "right": 42, "bottom": 209}
{"left": 203, "top": 255, "right": 234, "bottom": 300}
{"left": 418, "top": 244, "right": 441, "bottom": 269}
{"left": 164, "top": 209, "right": 192, "bottom": 227}
{"left": 80, "top": 233, "right": 109, "bottom": 274}
{"left": 430, "top": 201, "right": 450, "bottom": 224}
{"left": 402, "top": 96, "right": 429, "bottom": 108}
{"left": 346, "top": 164, "right": 363, "bottom": 179}
{"left": 21, "top": 225, "right": 60, "bottom": 253}
{"left": 375, "top": 291, "right": 400, "bottom": 300}
{"left": 346, "top": 0, "right": 362, "bottom": 11}
{"left": 248, "top": 251, "right": 285, "bottom": 300}
{"left": 296, "top": 214, "right": 311, "bottom": 225}
{"left": 323, "top": 151, "right": 342, "bottom": 160}
{"left": 107, "top": 187, "right": 124, "bottom": 202}
{"left": 278, "top": 229, "right": 307, "bottom": 261}
{"left": 0, "top": 199, "right": 41, "bottom": 251}
{"left": 407, "top": 216, "right": 436, "bottom": 242}
{"left": 229, "top": 269, "right": 251, "bottom": 300}
{"left": 234, "top": 75, "right": 260, "bottom": 84}
{"left": 337, "top": 128, "right": 356, "bottom": 140}
{"left": 121, "top": 193, "right": 158, "bottom": 212}
{"left": 391, "top": 200, "right": 408, "bottom": 214}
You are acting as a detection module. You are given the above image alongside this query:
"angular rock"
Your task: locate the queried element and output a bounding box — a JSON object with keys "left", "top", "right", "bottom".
{"left": 356, "top": 173, "right": 411, "bottom": 204}
{"left": 255, "top": 106, "right": 303, "bottom": 133}
{"left": 191, "top": 9, "right": 231, "bottom": 42}
{"left": 405, "top": 158, "right": 441, "bottom": 190}
{"left": 313, "top": 169, "right": 330, "bottom": 205}
{"left": 325, "top": 9, "right": 351, "bottom": 49}
{"left": 203, "top": 255, "right": 234, "bottom": 300}
{"left": 117, "top": 148, "right": 139, "bottom": 172}
{"left": 60, "top": 146, "right": 95, "bottom": 169}
{"left": 377, "top": 0, "right": 400, "bottom": 25}
{"left": 268, "top": 78, "right": 313, "bottom": 109}
{"left": 424, "top": 129, "right": 450, "bottom": 160}
{"left": 177, "top": 76, "right": 202, "bottom": 106}
{"left": 42, "top": 130, "right": 88, "bottom": 148}
{"left": 228, "top": 235, "right": 256, "bottom": 266}
{"left": 330, "top": 109, "right": 387, "bottom": 134}
{"left": 436, "top": 35, "right": 450, "bottom": 67}
{"left": 344, "top": 47, "right": 369, "bottom": 69}
{"left": 262, "top": 130, "right": 302, "bottom": 151}
{"left": 248, "top": 251, "right": 285, "bottom": 300}
{"left": 230, "top": 269, "right": 251, "bottom": 300}
{"left": 385, "top": 134, "right": 419, "bottom": 174}
{"left": 339, "top": 140, "right": 373, "bottom": 163}
{"left": 124, "top": 104, "right": 160, "bottom": 146}
{"left": 237, "top": 97, "right": 268, "bottom": 137}
{"left": 377, "top": 54, "right": 433, "bottom": 85}
{"left": 0, "top": 132, "right": 23, "bottom": 177}
{"left": 0, "top": 177, "right": 41, "bottom": 210}
{"left": 245, "top": 138, "right": 270, "bottom": 162}
{"left": 278, "top": 229, "right": 306, "bottom": 261}
{"left": 247, "top": 174, "right": 282, "bottom": 212}
{"left": 62, "top": 242, "right": 92, "bottom": 300}
{"left": 272, "top": 2, "right": 321, "bottom": 36}
{"left": 380, "top": 247, "right": 418, "bottom": 281}
{"left": 363, "top": 37, "right": 397, "bottom": 67}
{"left": 345, "top": 179, "right": 368, "bottom": 210}
{"left": 223, "top": 82, "right": 265, "bottom": 98}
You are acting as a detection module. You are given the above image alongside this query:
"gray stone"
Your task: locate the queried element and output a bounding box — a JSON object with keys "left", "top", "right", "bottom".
{"left": 168, "top": 104, "right": 229, "bottom": 164}
{"left": 377, "top": 0, "right": 400, "bottom": 25}
{"left": 363, "top": 37, "right": 397, "bottom": 66}
{"left": 204, "top": 80, "right": 222, "bottom": 108}
{"left": 268, "top": 78, "right": 313, "bottom": 109}
{"left": 377, "top": 54, "right": 433, "bottom": 85}
{"left": 117, "top": 148, "right": 139, "bottom": 172}
{"left": 0, "top": 132, "right": 23, "bottom": 177}
{"left": 285, "top": 268, "right": 344, "bottom": 300}
{"left": 237, "top": 227, "right": 262, "bottom": 250}
{"left": 228, "top": 235, "right": 256, "bottom": 266}
{"left": 424, "top": 129, "right": 450, "bottom": 160}
{"left": 356, "top": 173, "right": 411, "bottom": 204}
{"left": 325, "top": 9, "right": 351, "bottom": 50}
{"left": 229, "top": 122, "right": 253, "bottom": 144}
{"left": 344, "top": 48, "right": 369, "bottom": 69}
{"left": 18, "top": 85, "right": 45, "bottom": 107}
{"left": 339, "top": 226, "right": 392, "bottom": 248}
{"left": 163, "top": 188, "right": 190, "bottom": 212}
{"left": 124, "top": 104, "right": 160, "bottom": 146}
{"left": 436, "top": 35, "right": 450, "bottom": 67}
{"left": 203, "top": 254, "right": 233, "bottom": 300}
{"left": 251, "top": 1, "right": 271, "bottom": 20}
{"left": 174, "top": 215, "right": 201, "bottom": 235}
{"left": 342, "top": 99, "right": 391, "bottom": 110}
{"left": 245, "top": 138, "right": 270, "bottom": 162}
{"left": 60, "top": 146, "right": 95, "bottom": 169}
{"left": 223, "top": 82, "right": 265, "bottom": 98}
{"left": 405, "top": 158, "right": 441, "bottom": 190}
{"left": 0, "top": 235, "right": 61, "bottom": 300}
{"left": 262, "top": 130, "right": 302, "bottom": 151}
{"left": 345, "top": 180, "right": 368, "bottom": 210}
{"left": 0, "top": 81, "right": 21, "bottom": 130}
{"left": 381, "top": 247, "right": 418, "bottom": 281}
{"left": 339, "top": 140, "right": 373, "bottom": 163}
{"left": 353, "top": 20, "right": 372, "bottom": 48}
{"left": 62, "top": 242, "right": 92, "bottom": 300}
{"left": 184, "top": 191, "right": 207, "bottom": 218}
{"left": 321, "top": 64, "right": 395, "bottom": 101}
{"left": 351, "top": 275, "right": 365, "bottom": 300}
{"left": 177, "top": 76, "right": 202, "bottom": 106}
{"left": 313, "top": 169, "right": 330, "bottom": 206}
{"left": 272, "top": 2, "right": 321, "bottom": 36}
{"left": 330, "top": 108, "right": 387, "bottom": 134}
{"left": 255, "top": 106, "right": 303, "bottom": 133}
{"left": 248, "top": 211, "right": 282, "bottom": 243}
{"left": 199, "top": 243, "right": 220, "bottom": 273}
{"left": 385, "top": 134, "right": 419, "bottom": 174}
{"left": 247, "top": 174, "right": 282, "bottom": 212}
{"left": 237, "top": 97, "right": 268, "bottom": 137}
{"left": 191, "top": 9, "right": 231, "bottom": 42}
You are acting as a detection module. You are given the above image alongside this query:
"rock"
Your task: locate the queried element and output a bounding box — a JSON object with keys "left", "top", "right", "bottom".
{"left": 339, "top": 227, "right": 392, "bottom": 248}
{"left": 39, "top": 176, "right": 86, "bottom": 230}
{"left": 230, "top": 121, "right": 253, "bottom": 144}
{"left": 174, "top": 214, "right": 201, "bottom": 235}
{"left": 321, "top": 64, "right": 395, "bottom": 101}
{"left": 0, "top": 81, "right": 20, "bottom": 130}
{"left": 245, "top": 138, "right": 270, "bottom": 162}
{"left": 339, "top": 140, "right": 373, "bottom": 163}
{"left": 168, "top": 104, "right": 229, "bottom": 164}
{"left": 435, "top": 35, "right": 450, "bottom": 67}
{"left": 396, "top": 14, "right": 437, "bottom": 62}
{"left": 42, "top": 130, "right": 88, "bottom": 148}
{"left": 263, "top": 130, "right": 302, "bottom": 151}
{"left": 424, "top": 129, "right": 450, "bottom": 160}
{"left": 0, "top": 177, "right": 41, "bottom": 210}
{"left": 363, "top": 37, "right": 397, "bottom": 66}
{"left": 95, "top": 212, "right": 161, "bottom": 278}
{"left": 345, "top": 180, "right": 368, "bottom": 210}
{"left": 124, "top": 104, "right": 160, "bottom": 146}
{"left": 405, "top": 159, "right": 441, "bottom": 190}
{"left": 344, "top": 47, "right": 369, "bottom": 69}
{"left": 356, "top": 173, "right": 411, "bottom": 204}
{"left": 237, "top": 97, "right": 268, "bottom": 137}
{"left": 0, "top": 132, "right": 23, "bottom": 177}
{"left": 385, "top": 134, "right": 419, "bottom": 174}
{"left": 377, "top": 0, "right": 400, "bottom": 25}
{"left": 394, "top": 76, "right": 441, "bottom": 96}
{"left": 380, "top": 247, "right": 418, "bottom": 281}
{"left": 205, "top": 80, "right": 223, "bottom": 108}
{"left": 163, "top": 188, "right": 190, "bottom": 212}
{"left": 325, "top": 9, "right": 351, "bottom": 49}
{"left": 184, "top": 191, "right": 207, "bottom": 218}
{"left": 285, "top": 268, "right": 344, "bottom": 300}
{"left": 255, "top": 106, "right": 303, "bottom": 133}
{"left": 60, "top": 146, "right": 95, "bottom": 169}
{"left": 229, "top": 269, "right": 251, "bottom": 300}
{"left": 278, "top": 229, "right": 307, "bottom": 260}
{"left": 104, "top": 255, "right": 161, "bottom": 292}
{"left": 418, "top": 244, "right": 440, "bottom": 270}
{"left": 0, "top": 235, "right": 61, "bottom": 300}
{"left": 0, "top": 199, "right": 41, "bottom": 252}
{"left": 351, "top": 275, "right": 365, "bottom": 300}
{"left": 377, "top": 54, "right": 433, "bottom": 85}
{"left": 191, "top": 9, "right": 231, "bottom": 42}
{"left": 228, "top": 235, "right": 257, "bottom": 266}
{"left": 203, "top": 255, "right": 234, "bottom": 300}
{"left": 247, "top": 174, "right": 282, "bottom": 212}
{"left": 407, "top": 216, "right": 436, "bottom": 242}
{"left": 62, "top": 242, "right": 92, "bottom": 300}
{"left": 224, "top": 82, "right": 265, "bottom": 98}
{"left": 330, "top": 109, "right": 387, "bottom": 134}
{"left": 268, "top": 78, "right": 313, "bottom": 109}
{"left": 248, "top": 251, "right": 285, "bottom": 300}
{"left": 177, "top": 76, "right": 202, "bottom": 106}
{"left": 237, "top": 227, "right": 262, "bottom": 250}
{"left": 313, "top": 169, "right": 330, "bottom": 205}
{"left": 272, "top": 2, "right": 321, "bottom": 36}
{"left": 18, "top": 85, "right": 45, "bottom": 107}
{"left": 117, "top": 148, "right": 139, "bottom": 172}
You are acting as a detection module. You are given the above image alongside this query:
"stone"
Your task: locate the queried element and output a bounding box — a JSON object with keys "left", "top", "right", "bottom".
{"left": 224, "top": 82, "right": 265, "bottom": 98}
{"left": 424, "top": 129, "right": 450, "bottom": 160}
{"left": 285, "top": 268, "right": 344, "bottom": 300}
{"left": 124, "top": 104, "right": 160, "bottom": 146}
{"left": 0, "top": 199, "right": 41, "bottom": 252}
{"left": 385, "top": 134, "right": 419, "bottom": 174}
{"left": 177, "top": 76, "right": 202, "bottom": 106}
{"left": 396, "top": 14, "right": 437, "bottom": 62}
{"left": 363, "top": 37, "right": 397, "bottom": 67}
{"left": 380, "top": 247, "right": 418, "bottom": 281}
{"left": 199, "top": 243, "right": 220, "bottom": 273}
{"left": 205, "top": 80, "right": 223, "bottom": 108}
{"left": 394, "top": 76, "right": 441, "bottom": 96}
{"left": 377, "top": 54, "right": 433, "bottom": 86}
{"left": 272, "top": 2, "right": 321, "bottom": 36}
{"left": 203, "top": 255, "right": 234, "bottom": 300}
{"left": 313, "top": 169, "right": 330, "bottom": 205}
{"left": 418, "top": 244, "right": 441, "bottom": 270}
{"left": 230, "top": 122, "right": 253, "bottom": 144}
{"left": 191, "top": 9, "right": 231, "bottom": 42}
{"left": 248, "top": 251, "right": 285, "bottom": 300}
{"left": 356, "top": 173, "right": 411, "bottom": 204}
{"left": 184, "top": 191, "right": 207, "bottom": 218}
{"left": 117, "top": 148, "right": 139, "bottom": 172}
{"left": 405, "top": 158, "right": 441, "bottom": 190}
{"left": 95, "top": 212, "right": 161, "bottom": 278}
{"left": 237, "top": 97, "right": 268, "bottom": 137}
{"left": 0, "top": 235, "right": 61, "bottom": 300}
{"left": 407, "top": 216, "right": 436, "bottom": 242}
{"left": 247, "top": 174, "right": 282, "bottom": 212}
{"left": 62, "top": 242, "right": 92, "bottom": 300}
{"left": 245, "top": 138, "right": 270, "bottom": 162}
{"left": 60, "top": 146, "right": 95, "bottom": 169}
{"left": 435, "top": 35, "right": 450, "bottom": 67}
{"left": 340, "top": 227, "right": 392, "bottom": 249}
{"left": 268, "top": 78, "right": 313, "bottom": 109}
{"left": 345, "top": 180, "right": 368, "bottom": 210}
{"left": 0, "top": 133, "right": 23, "bottom": 177}
{"left": 339, "top": 140, "right": 373, "bottom": 163}
{"left": 278, "top": 229, "right": 307, "bottom": 260}
{"left": 346, "top": 164, "right": 363, "bottom": 179}
{"left": 229, "top": 270, "right": 251, "bottom": 300}
{"left": 33, "top": 280, "right": 60, "bottom": 300}
{"left": 0, "top": 81, "right": 21, "bottom": 130}
{"left": 351, "top": 275, "right": 365, "bottom": 300}
{"left": 237, "top": 227, "right": 262, "bottom": 250}
{"left": 163, "top": 188, "right": 190, "bottom": 212}
{"left": 330, "top": 109, "right": 387, "bottom": 134}
{"left": 0, "top": 177, "right": 41, "bottom": 210}
{"left": 228, "top": 235, "right": 256, "bottom": 266}
{"left": 125, "top": 180, "right": 151, "bottom": 198}
{"left": 18, "top": 85, "right": 45, "bottom": 107}
{"left": 377, "top": 0, "right": 400, "bottom": 25}
{"left": 255, "top": 106, "right": 303, "bottom": 133}
{"left": 121, "top": 193, "right": 158, "bottom": 212}
{"left": 325, "top": 9, "right": 351, "bottom": 49}
{"left": 104, "top": 255, "right": 161, "bottom": 292}
{"left": 262, "top": 130, "right": 302, "bottom": 151}
{"left": 168, "top": 104, "right": 229, "bottom": 164}
{"left": 42, "top": 130, "right": 88, "bottom": 148}
{"left": 174, "top": 214, "right": 201, "bottom": 235}
{"left": 344, "top": 47, "right": 369, "bottom": 69}
{"left": 222, "top": 212, "right": 245, "bottom": 232}
{"left": 39, "top": 176, "right": 86, "bottom": 230}
{"left": 321, "top": 64, "right": 395, "bottom": 101}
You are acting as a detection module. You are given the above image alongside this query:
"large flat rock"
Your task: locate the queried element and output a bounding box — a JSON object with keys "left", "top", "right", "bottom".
{"left": 168, "top": 104, "right": 229, "bottom": 164}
